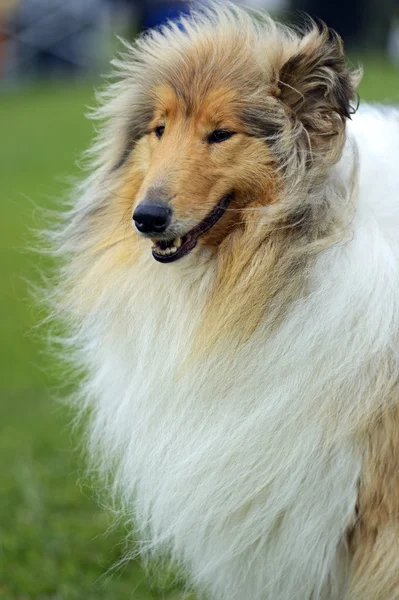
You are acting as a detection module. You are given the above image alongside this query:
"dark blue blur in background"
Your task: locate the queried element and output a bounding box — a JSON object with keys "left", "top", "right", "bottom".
{"left": 1, "top": 0, "right": 398, "bottom": 84}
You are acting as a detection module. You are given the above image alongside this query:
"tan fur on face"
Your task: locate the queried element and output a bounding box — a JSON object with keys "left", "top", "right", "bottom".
{"left": 128, "top": 84, "right": 279, "bottom": 248}
{"left": 56, "top": 3, "right": 359, "bottom": 343}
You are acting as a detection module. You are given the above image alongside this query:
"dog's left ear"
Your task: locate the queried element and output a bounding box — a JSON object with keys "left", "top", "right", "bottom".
{"left": 276, "top": 23, "right": 360, "bottom": 160}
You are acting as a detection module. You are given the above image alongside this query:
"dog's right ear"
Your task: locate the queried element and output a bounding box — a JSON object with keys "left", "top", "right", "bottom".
{"left": 275, "top": 23, "right": 361, "bottom": 162}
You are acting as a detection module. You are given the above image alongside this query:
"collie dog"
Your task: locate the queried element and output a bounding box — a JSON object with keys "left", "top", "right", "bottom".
{"left": 54, "top": 3, "right": 399, "bottom": 599}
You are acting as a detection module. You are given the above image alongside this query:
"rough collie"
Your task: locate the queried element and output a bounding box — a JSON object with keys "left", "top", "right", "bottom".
{"left": 53, "top": 3, "right": 399, "bottom": 599}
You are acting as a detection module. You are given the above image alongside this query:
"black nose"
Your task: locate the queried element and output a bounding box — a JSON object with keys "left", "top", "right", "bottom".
{"left": 133, "top": 203, "right": 171, "bottom": 234}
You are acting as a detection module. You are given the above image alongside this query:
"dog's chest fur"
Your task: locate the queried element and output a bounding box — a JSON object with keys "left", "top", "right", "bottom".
{"left": 81, "top": 112, "right": 399, "bottom": 598}
{"left": 85, "top": 252, "right": 367, "bottom": 600}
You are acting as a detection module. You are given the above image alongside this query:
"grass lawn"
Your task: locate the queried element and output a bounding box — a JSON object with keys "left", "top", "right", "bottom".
{"left": 0, "top": 57, "right": 398, "bottom": 599}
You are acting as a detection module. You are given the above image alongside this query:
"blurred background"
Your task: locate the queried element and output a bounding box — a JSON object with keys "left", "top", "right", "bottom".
{"left": 0, "top": 1, "right": 398, "bottom": 599}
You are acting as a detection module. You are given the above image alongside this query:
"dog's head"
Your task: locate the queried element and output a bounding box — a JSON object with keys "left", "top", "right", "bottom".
{"left": 129, "top": 81, "right": 280, "bottom": 263}
{"left": 85, "top": 4, "right": 360, "bottom": 266}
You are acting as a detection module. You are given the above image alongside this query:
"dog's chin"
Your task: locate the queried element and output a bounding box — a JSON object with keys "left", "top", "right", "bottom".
{"left": 151, "top": 194, "right": 233, "bottom": 264}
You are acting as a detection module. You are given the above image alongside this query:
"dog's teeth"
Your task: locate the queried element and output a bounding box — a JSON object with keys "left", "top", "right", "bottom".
{"left": 153, "top": 240, "right": 180, "bottom": 257}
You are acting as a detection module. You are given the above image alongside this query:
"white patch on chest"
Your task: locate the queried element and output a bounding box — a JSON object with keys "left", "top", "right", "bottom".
{"left": 79, "top": 251, "right": 367, "bottom": 600}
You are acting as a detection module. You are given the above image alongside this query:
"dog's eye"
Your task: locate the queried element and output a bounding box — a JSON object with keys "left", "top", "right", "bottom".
{"left": 208, "top": 130, "right": 235, "bottom": 144}
{"left": 155, "top": 125, "right": 165, "bottom": 139}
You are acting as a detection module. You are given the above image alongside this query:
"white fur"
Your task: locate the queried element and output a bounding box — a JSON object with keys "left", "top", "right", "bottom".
{"left": 65, "top": 106, "right": 399, "bottom": 599}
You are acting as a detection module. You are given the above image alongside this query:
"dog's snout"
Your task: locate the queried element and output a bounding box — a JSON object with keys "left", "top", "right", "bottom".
{"left": 133, "top": 202, "right": 171, "bottom": 234}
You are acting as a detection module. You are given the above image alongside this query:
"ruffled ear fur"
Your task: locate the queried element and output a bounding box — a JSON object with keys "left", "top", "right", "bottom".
{"left": 276, "top": 23, "right": 361, "bottom": 163}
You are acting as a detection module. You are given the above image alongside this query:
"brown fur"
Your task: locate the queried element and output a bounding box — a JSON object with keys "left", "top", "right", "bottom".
{"left": 57, "top": 9, "right": 359, "bottom": 329}
{"left": 131, "top": 84, "right": 280, "bottom": 246}
{"left": 277, "top": 24, "right": 358, "bottom": 168}
{"left": 87, "top": 23, "right": 358, "bottom": 348}
{"left": 349, "top": 405, "right": 399, "bottom": 599}
{"left": 51, "top": 6, "right": 399, "bottom": 599}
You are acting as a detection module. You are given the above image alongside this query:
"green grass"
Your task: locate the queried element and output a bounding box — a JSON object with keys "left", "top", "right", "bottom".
{"left": 0, "top": 83, "right": 184, "bottom": 600}
{"left": 355, "top": 54, "right": 399, "bottom": 104}
{"left": 0, "top": 57, "right": 398, "bottom": 599}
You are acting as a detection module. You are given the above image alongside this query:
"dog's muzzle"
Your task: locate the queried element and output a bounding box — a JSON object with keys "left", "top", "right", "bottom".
{"left": 150, "top": 194, "right": 233, "bottom": 264}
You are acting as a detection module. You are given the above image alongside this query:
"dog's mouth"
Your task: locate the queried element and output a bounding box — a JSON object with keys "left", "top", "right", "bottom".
{"left": 151, "top": 194, "right": 233, "bottom": 264}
